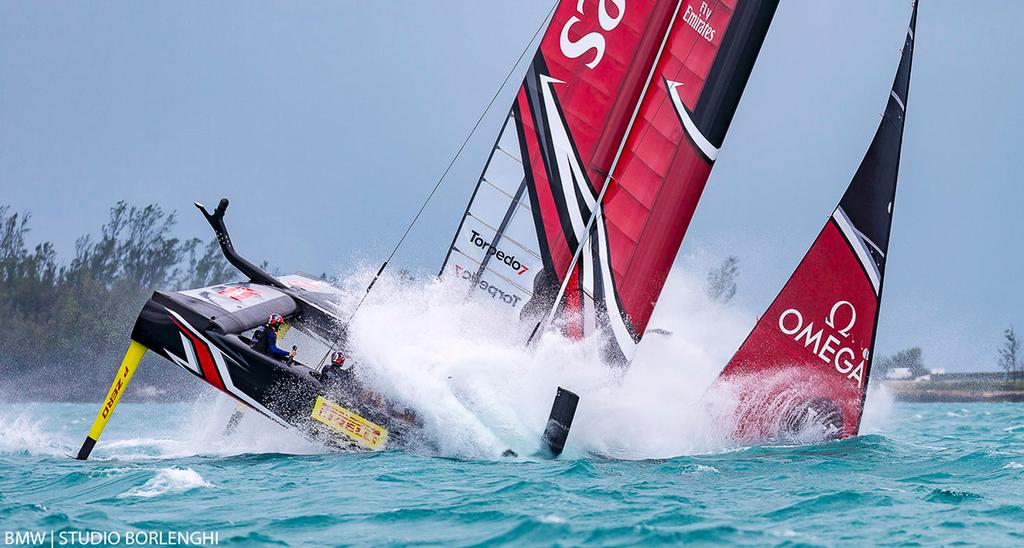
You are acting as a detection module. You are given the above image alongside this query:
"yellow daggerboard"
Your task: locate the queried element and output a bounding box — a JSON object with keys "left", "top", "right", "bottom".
{"left": 311, "top": 396, "right": 388, "bottom": 450}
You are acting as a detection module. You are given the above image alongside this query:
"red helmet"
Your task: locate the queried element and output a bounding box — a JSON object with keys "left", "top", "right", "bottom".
{"left": 268, "top": 314, "right": 285, "bottom": 327}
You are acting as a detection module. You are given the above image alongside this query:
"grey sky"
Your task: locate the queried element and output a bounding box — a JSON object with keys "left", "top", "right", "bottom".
{"left": 1, "top": 1, "right": 1021, "bottom": 372}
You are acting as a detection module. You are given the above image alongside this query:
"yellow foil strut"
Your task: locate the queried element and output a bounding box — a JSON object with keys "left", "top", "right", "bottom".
{"left": 75, "top": 340, "right": 148, "bottom": 460}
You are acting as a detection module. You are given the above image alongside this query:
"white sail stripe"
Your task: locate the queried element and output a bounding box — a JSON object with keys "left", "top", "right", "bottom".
{"left": 537, "top": 73, "right": 636, "bottom": 354}
{"left": 464, "top": 212, "right": 544, "bottom": 261}
{"left": 539, "top": 74, "right": 596, "bottom": 239}
{"left": 908, "top": 27, "right": 914, "bottom": 40}
{"left": 890, "top": 90, "right": 905, "bottom": 111}
{"left": 848, "top": 218, "right": 886, "bottom": 258}
{"left": 577, "top": 219, "right": 637, "bottom": 356}
{"left": 582, "top": 244, "right": 597, "bottom": 336}
{"left": 594, "top": 219, "right": 637, "bottom": 355}
{"left": 167, "top": 309, "right": 289, "bottom": 427}
{"left": 832, "top": 207, "right": 881, "bottom": 294}
{"left": 666, "top": 80, "right": 720, "bottom": 161}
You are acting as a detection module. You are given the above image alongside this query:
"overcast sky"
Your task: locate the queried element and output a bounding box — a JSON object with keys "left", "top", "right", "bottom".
{"left": 1, "top": 1, "right": 1021, "bottom": 372}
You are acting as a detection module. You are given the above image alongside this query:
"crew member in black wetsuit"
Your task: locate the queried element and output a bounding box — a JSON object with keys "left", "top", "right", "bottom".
{"left": 318, "top": 352, "right": 352, "bottom": 385}
{"left": 252, "top": 314, "right": 296, "bottom": 362}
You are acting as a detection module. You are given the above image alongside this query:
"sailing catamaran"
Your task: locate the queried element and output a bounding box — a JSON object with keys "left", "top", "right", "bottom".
{"left": 710, "top": 2, "right": 917, "bottom": 442}
{"left": 77, "top": 0, "right": 913, "bottom": 458}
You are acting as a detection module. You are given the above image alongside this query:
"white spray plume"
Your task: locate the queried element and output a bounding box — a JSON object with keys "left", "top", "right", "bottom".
{"left": 342, "top": 260, "right": 782, "bottom": 460}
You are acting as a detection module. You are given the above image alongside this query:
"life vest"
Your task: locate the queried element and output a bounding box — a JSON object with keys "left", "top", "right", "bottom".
{"left": 252, "top": 326, "right": 272, "bottom": 355}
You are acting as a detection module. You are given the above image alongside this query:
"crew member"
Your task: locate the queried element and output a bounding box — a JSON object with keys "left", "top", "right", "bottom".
{"left": 253, "top": 314, "right": 296, "bottom": 362}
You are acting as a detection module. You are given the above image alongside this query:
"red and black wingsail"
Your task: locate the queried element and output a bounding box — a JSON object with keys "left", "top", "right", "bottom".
{"left": 440, "top": 0, "right": 778, "bottom": 366}
{"left": 712, "top": 2, "right": 917, "bottom": 441}
{"left": 440, "top": 0, "right": 677, "bottom": 326}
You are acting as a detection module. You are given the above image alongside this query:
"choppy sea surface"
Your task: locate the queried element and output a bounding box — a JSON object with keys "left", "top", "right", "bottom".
{"left": 1, "top": 401, "right": 1022, "bottom": 546}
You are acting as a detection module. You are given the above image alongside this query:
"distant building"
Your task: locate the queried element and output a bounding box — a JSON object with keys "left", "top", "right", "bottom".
{"left": 929, "top": 368, "right": 946, "bottom": 376}
{"left": 887, "top": 367, "right": 912, "bottom": 380}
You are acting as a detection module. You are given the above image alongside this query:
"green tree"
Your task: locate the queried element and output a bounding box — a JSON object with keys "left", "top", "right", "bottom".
{"left": 0, "top": 201, "right": 235, "bottom": 401}
{"left": 998, "top": 326, "right": 1021, "bottom": 381}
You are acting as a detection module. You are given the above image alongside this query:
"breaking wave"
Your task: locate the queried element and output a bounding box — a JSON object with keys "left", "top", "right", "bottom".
{"left": 119, "top": 467, "right": 213, "bottom": 498}
{"left": 0, "top": 408, "right": 67, "bottom": 457}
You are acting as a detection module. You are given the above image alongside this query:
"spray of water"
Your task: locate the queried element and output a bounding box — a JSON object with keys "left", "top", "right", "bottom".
{"left": 337, "top": 262, "right": 788, "bottom": 460}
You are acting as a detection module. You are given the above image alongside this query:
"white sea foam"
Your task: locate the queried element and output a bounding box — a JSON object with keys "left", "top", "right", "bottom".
{"left": 171, "top": 396, "right": 326, "bottom": 457}
{"left": 339, "top": 258, "right": 897, "bottom": 459}
{"left": 1002, "top": 461, "right": 1023, "bottom": 470}
{"left": 344, "top": 263, "right": 754, "bottom": 460}
{"left": 860, "top": 381, "right": 894, "bottom": 434}
{"left": 0, "top": 409, "right": 67, "bottom": 457}
{"left": 120, "top": 467, "right": 212, "bottom": 498}
{"left": 685, "top": 464, "right": 720, "bottom": 475}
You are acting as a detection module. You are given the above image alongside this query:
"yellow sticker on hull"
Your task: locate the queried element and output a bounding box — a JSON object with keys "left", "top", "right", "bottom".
{"left": 311, "top": 396, "right": 389, "bottom": 450}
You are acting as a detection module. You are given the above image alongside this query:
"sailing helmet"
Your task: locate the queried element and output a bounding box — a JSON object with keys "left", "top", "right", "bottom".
{"left": 267, "top": 314, "right": 284, "bottom": 328}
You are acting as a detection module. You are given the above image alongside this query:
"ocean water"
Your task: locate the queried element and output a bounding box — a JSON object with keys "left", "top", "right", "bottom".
{"left": 1, "top": 400, "right": 1022, "bottom": 546}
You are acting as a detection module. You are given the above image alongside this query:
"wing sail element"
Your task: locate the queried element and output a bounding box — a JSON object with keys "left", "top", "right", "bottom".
{"left": 567, "top": 0, "right": 779, "bottom": 364}
{"left": 441, "top": 0, "right": 678, "bottom": 325}
{"left": 441, "top": 0, "right": 779, "bottom": 366}
{"left": 712, "top": 3, "right": 917, "bottom": 440}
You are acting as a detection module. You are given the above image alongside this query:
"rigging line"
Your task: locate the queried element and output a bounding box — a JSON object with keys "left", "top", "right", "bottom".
{"left": 349, "top": 1, "right": 555, "bottom": 321}
{"left": 317, "top": 2, "right": 557, "bottom": 367}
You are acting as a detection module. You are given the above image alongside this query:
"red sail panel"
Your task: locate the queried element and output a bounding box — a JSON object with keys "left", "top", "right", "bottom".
{"left": 537, "top": 0, "right": 675, "bottom": 193}
{"left": 716, "top": 221, "right": 878, "bottom": 440}
{"left": 566, "top": 0, "right": 778, "bottom": 363}
{"left": 711, "top": 2, "right": 917, "bottom": 440}
{"left": 441, "top": 0, "right": 678, "bottom": 330}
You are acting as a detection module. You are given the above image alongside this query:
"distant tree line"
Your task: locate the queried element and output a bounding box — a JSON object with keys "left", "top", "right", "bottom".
{"left": 875, "top": 326, "right": 1022, "bottom": 383}
{"left": 0, "top": 202, "right": 236, "bottom": 401}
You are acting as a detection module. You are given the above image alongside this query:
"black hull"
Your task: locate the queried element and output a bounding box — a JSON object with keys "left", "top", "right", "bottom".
{"left": 131, "top": 289, "right": 410, "bottom": 451}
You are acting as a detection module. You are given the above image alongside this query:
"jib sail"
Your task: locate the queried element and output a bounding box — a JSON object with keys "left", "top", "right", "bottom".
{"left": 712, "top": 2, "right": 917, "bottom": 440}
{"left": 440, "top": 0, "right": 778, "bottom": 365}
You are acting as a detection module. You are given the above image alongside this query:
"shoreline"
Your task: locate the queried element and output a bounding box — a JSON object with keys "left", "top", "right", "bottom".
{"left": 884, "top": 380, "right": 1024, "bottom": 403}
